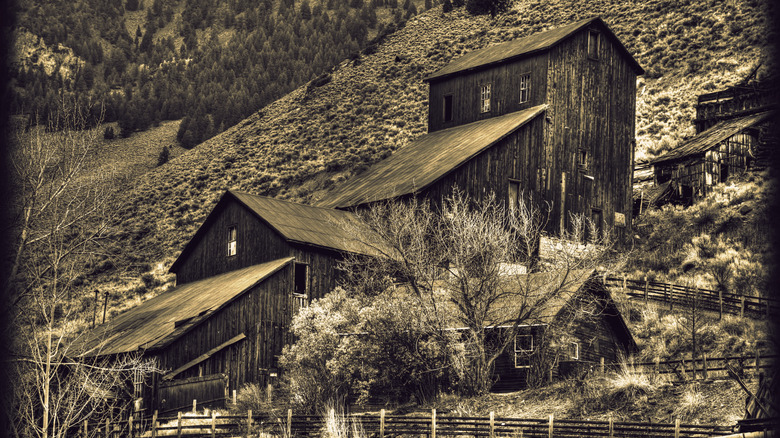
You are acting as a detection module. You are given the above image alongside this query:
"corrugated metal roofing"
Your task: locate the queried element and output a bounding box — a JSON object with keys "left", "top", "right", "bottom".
{"left": 77, "top": 258, "right": 294, "bottom": 357}
{"left": 229, "top": 190, "right": 382, "bottom": 256}
{"left": 651, "top": 111, "right": 774, "bottom": 164}
{"left": 425, "top": 17, "right": 643, "bottom": 82}
{"left": 319, "top": 105, "right": 547, "bottom": 209}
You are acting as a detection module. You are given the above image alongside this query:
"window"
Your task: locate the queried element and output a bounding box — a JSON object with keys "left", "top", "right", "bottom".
{"left": 569, "top": 342, "right": 579, "bottom": 360}
{"left": 587, "top": 30, "right": 600, "bottom": 59}
{"left": 227, "top": 226, "right": 237, "bottom": 256}
{"left": 514, "top": 334, "right": 534, "bottom": 368}
{"left": 294, "top": 262, "right": 308, "bottom": 295}
{"left": 519, "top": 74, "right": 530, "bottom": 103}
{"left": 443, "top": 95, "right": 453, "bottom": 122}
{"left": 578, "top": 149, "right": 588, "bottom": 170}
{"left": 480, "top": 84, "right": 491, "bottom": 113}
{"left": 508, "top": 179, "right": 520, "bottom": 211}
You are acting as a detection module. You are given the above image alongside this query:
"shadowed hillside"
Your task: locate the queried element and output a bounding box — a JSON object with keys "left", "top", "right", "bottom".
{"left": 103, "top": 0, "right": 773, "bottom": 289}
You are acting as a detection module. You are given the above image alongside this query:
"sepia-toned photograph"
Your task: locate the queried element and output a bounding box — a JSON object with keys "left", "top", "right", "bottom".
{"left": 1, "top": 0, "right": 778, "bottom": 436}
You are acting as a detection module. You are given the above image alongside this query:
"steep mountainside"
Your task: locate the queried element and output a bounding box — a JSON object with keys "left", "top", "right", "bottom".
{"left": 102, "top": 0, "right": 773, "bottom": 284}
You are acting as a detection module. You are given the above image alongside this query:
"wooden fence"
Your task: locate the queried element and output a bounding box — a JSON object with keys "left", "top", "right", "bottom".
{"left": 82, "top": 409, "right": 740, "bottom": 438}
{"left": 603, "top": 276, "right": 780, "bottom": 318}
{"left": 603, "top": 353, "right": 777, "bottom": 383}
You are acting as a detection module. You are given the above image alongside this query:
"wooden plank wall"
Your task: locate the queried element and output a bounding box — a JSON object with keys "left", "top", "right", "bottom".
{"left": 289, "top": 245, "right": 343, "bottom": 301}
{"left": 154, "top": 263, "right": 293, "bottom": 406}
{"left": 545, "top": 26, "right": 637, "bottom": 239}
{"left": 172, "top": 200, "right": 293, "bottom": 284}
{"left": 427, "top": 55, "right": 548, "bottom": 132}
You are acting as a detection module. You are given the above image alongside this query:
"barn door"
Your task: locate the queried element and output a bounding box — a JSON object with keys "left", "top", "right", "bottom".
{"left": 156, "top": 374, "right": 227, "bottom": 414}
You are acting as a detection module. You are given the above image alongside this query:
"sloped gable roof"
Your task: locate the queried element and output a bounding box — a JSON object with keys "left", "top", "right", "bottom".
{"left": 425, "top": 17, "right": 643, "bottom": 82}
{"left": 651, "top": 111, "right": 774, "bottom": 164}
{"left": 78, "top": 258, "right": 293, "bottom": 357}
{"left": 319, "top": 105, "right": 547, "bottom": 209}
{"left": 170, "top": 190, "right": 381, "bottom": 273}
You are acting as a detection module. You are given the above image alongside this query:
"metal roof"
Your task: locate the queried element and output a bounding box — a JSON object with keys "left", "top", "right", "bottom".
{"left": 319, "top": 105, "right": 547, "bottom": 209}
{"left": 425, "top": 17, "right": 643, "bottom": 82}
{"left": 229, "top": 190, "right": 381, "bottom": 255}
{"left": 651, "top": 111, "right": 774, "bottom": 164}
{"left": 77, "top": 258, "right": 294, "bottom": 357}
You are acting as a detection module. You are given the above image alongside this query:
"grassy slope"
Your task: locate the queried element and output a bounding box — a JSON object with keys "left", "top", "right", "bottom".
{"left": 105, "top": 0, "right": 772, "bottom": 281}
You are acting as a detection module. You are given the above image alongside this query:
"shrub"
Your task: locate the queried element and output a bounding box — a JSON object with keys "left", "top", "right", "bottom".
{"left": 103, "top": 126, "right": 115, "bottom": 140}
{"left": 157, "top": 146, "right": 170, "bottom": 166}
{"left": 465, "top": 0, "right": 510, "bottom": 16}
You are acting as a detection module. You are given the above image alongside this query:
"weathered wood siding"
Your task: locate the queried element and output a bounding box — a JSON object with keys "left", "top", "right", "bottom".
{"left": 545, "top": 26, "right": 637, "bottom": 239}
{"left": 427, "top": 55, "right": 548, "bottom": 132}
{"left": 153, "top": 263, "right": 293, "bottom": 408}
{"left": 420, "top": 115, "right": 549, "bottom": 215}
{"left": 289, "top": 245, "right": 342, "bottom": 301}
{"left": 173, "top": 201, "right": 293, "bottom": 284}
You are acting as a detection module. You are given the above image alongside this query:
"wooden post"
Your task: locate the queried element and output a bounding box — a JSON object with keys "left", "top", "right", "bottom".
{"left": 644, "top": 275, "right": 649, "bottom": 304}
{"left": 128, "top": 414, "right": 134, "bottom": 438}
{"left": 489, "top": 411, "right": 495, "bottom": 438}
{"left": 548, "top": 414, "right": 554, "bottom": 438}
{"left": 668, "top": 284, "right": 673, "bottom": 310}
{"left": 703, "top": 354, "right": 708, "bottom": 380}
{"left": 600, "top": 357, "right": 605, "bottom": 374}
{"left": 431, "top": 409, "right": 436, "bottom": 438}
{"left": 177, "top": 412, "right": 183, "bottom": 438}
{"left": 755, "top": 349, "right": 761, "bottom": 376}
{"left": 741, "top": 295, "right": 745, "bottom": 318}
{"left": 380, "top": 409, "right": 385, "bottom": 438}
{"left": 719, "top": 290, "right": 723, "bottom": 320}
{"left": 548, "top": 368, "right": 553, "bottom": 383}
{"left": 105, "top": 417, "right": 110, "bottom": 438}
{"left": 211, "top": 411, "right": 217, "bottom": 438}
{"left": 152, "top": 410, "right": 158, "bottom": 438}
{"left": 233, "top": 389, "right": 237, "bottom": 405}
{"left": 622, "top": 274, "right": 627, "bottom": 291}
{"left": 247, "top": 410, "right": 252, "bottom": 438}
{"left": 674, "top": 417, "right": 680, "bottom": 438}
{"left": 102, "top": 290, "right": 109, "bottom": 324}
{"left": 287, "top": 409, "right": 292, "bottom": 438}
{"left": 608, "top": 415, "right": 614, "bottom": 438}
{"left": 193, "top": 399, "right": 197, "bottom": 413}
{"left": 83, "top": 419, "right": 88, "bottom": 438}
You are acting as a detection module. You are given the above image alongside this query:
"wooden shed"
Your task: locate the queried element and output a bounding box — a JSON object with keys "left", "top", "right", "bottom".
{"left": 321, "top": 17, "right": 643, "bottom": 240}
{"left": 650, "top": 111, "right": 774, "bottom": 200}
{"left": 486, "top": 270, "right": 637, "bottom": 391}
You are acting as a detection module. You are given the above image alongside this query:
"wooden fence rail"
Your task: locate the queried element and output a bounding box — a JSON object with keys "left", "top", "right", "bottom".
{"left": 600, "top": 353, "right": 777, "bottom": 382}
{"left": 86, "top": 408, "right": 741, "bottom": 438}
{"left": 604, "top": 276, "right": 780, "bottom": 318}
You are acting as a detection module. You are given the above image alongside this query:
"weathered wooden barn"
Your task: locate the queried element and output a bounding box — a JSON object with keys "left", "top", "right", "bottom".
{"left": 79, "top": 190, "right": 377, "bottom": 414}
{"left": 321, "top": 17, "right": 643, "bottom": 240}
{"left": 484, "top": 270, "right": 636, "bottom": 391}
{"left": 650, "top": 111, "right": 775, "bottom": 200}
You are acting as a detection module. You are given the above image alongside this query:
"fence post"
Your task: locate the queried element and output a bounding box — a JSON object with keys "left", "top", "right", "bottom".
{"left": 128, "top": 413, "right": 134, "bottom": 438}
{"left": 431, "top": 409, "right": 436, "bottom": 438}
{"left": 247, "top": 410, "right": 252, "bottom": 438}
{"left": 152, "top": 410, "right": 158, "bottom": 438}
{"left": 674, "top": 417, "right": 680, "bottom": 438}
{"left": 233, "top": 389, "right": 237, "bottom": 405}
{"left": 287, "top": 409, "right": 292, "bottom": 438}
{"left": 644, "top": 275, "right": 649, "bottom": 304}
{"left": 668, "top": 284, "right": 673, "bottom": 310}
{"left": 490, "top": 411, "right": 495, "bottom": 438}
{"left": 600, "top": 357, "right": 605, "bottom": 374}
{"left": 703, "top": 354, "right": 708, "bottom": 380}
{"left": 83, "top": 419, "right": 88, "bottom": 438}
{"left": 719, "top": 290, "right": 724, "bottom": 320}
{"left": 177, "top": 411, "right": 183, "bottom": 438}
{"left": 193, "top": 399, "right": 197, "bottom": 413}
{"left": 608, "top": 415, "right": 613, "bottom": 438}
{"left": 211, "top": 410, "right": 216, "bottom": 438}
{"left": 548, "top": 414, "right": 554, "bottom": 438}
{"left": 622, "top": 274, "right": 626, "bottom": 291}
{"left": 756, "top": 349, "right": 761, "bottom": 377}
{"left": 741, "top": 295, "right": 745, "bottom": 318}
{"left": 380, "top": 409, "right": 385, "bottom": 438}
{"left": 105, "top": 417, "right": 110, "bottom": 438}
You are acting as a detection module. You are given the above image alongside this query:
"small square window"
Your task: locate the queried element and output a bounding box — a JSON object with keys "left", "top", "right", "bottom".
{"left": 514, "top": 334, "right": 533, "bottom": 368}
{"left": 480, "top": 84, "right": 491, "bottom": 113}
{"left": 569, "top": 342, "right": 579, "bottom": 360}
{"left": 227, "top": 226, "right": 237, "bottom": 257}
{"left": 519, "top": 74, "right": 530, "bottom": 103}
{"left": 443, "top": 95, "right": 453, "bottom": 122}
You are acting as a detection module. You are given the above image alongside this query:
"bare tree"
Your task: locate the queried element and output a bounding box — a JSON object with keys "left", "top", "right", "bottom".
{"left": 338, "top": 190, "right": 621, "bottom": 396}
{"left": 5, "top": 101, "right": 155, "bottom": 438}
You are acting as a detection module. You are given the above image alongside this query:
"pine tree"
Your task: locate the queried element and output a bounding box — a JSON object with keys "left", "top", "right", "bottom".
{"left": 157, "top": 145, "right": 170, "bottom": 166}
{"left": 300, "top": 0, "right": 312, "bottom": 20}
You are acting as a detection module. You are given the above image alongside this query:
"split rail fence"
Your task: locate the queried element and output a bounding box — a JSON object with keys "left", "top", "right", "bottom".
{"left": 603, "top": 276, "right": 780, "bottom": 318}
{"left": 81, "top": 408, "right": 739, "bottom": 438}
{"left": 601, "top": 353, "right": 777, "bottom": 383}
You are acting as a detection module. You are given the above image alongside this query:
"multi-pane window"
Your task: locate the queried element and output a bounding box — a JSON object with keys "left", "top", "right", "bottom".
{"left": 514, "top": 334, "right": 534, "bottom": 368}
{"left": 519, "top": 74, "right": 530, "bottom": 103}
{"left": 588, "top": 30, "right": 600, "bottom": 59}
{"left": 480, "top": 84, "right": 491, "bottom": 113}
{"left": 227, "top": 226, "right": 237, "bottom": 256}
{"left": 443, "top": 95, "right": 453, "bottom": 122}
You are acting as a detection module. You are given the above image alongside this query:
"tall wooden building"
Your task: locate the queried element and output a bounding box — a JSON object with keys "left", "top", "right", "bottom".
{"left": 321, "top": 17, "right": 643, "bottom": 239}
{"left": 79, "top": 190, "right": 377, "bottom": 413}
